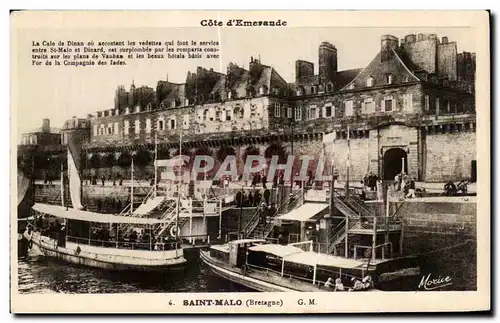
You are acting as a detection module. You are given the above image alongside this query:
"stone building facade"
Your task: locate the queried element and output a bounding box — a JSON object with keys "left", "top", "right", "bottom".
{"left": 82, "top": 33, "right": 476, "bottom": 183}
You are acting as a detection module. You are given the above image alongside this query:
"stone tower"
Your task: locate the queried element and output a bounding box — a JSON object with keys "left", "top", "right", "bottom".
{"left": 318, "top": 42, "right": 337, "bottom": 85}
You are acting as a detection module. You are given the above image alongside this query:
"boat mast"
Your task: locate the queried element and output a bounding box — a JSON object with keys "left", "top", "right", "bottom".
{"left": 131, "top": 155, "right": 134, "bottom": 213}
{"left": 154, "top": 133, "right": 158, "bottom": 198}
{"left": 346, "top": 126, "right": 350, "bottom": 199}
{"left": 60, "top": 162, "right": 64, "bottom": 208}
{"left": 175, "top": 129, "right": 182, "bottom": 242}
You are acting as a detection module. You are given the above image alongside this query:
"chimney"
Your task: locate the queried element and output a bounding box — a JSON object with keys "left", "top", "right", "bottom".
{"left": 442, "top": 36, "right": 448, "bottom": 44}
{"left": 380, "top": 35, "right": 399, "bottom": 62}
{"left": 318, "top": 42, "right": 337, "bottom": 84}
{"left": 42, "top": 118, "right": 50, "bottom": 133}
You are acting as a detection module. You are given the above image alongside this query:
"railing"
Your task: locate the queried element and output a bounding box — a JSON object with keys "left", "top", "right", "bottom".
{"left": 327, "top": 219, "right": 346, "bottom": 254}
{"left": 353, "top": 242, "right": 393, "bottom": 260}
{"left": 245, "top": 188, "right": 304, "bottom": 239}
{"left": 66, "top": 235, "right": 181, "bottom": 251}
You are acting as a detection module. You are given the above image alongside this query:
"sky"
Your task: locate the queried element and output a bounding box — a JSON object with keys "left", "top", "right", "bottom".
{"left": 14, "top": 26, "right": 475, "bottom": 136}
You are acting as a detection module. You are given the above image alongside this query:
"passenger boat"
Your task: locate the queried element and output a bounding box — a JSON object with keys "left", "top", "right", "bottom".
{"left": 200, "top": 239, "right": 379, "bottom": 292}
{"left": 24, "top": 203, "right": 187, "bottom": 271}
{"left": 22, "top": 135, "right": 188, "bottom": 271}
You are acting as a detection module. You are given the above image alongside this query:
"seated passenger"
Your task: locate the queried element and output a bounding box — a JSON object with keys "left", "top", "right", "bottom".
{"left": 334, "top": 278, "right": 345, "bottom": 292}
{"left": 324, "top": 277, "right": 334, "bottom": 288}
{"left": 349, "top": 277, "right": 365, "bottom": 291}
{"left": 362, "top": 275, "right": 373, "bottom": 289}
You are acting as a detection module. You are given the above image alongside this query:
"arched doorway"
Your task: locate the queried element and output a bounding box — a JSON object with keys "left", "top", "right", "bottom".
{"left": 383, "top": 148, "right": 408, "bottom": 180}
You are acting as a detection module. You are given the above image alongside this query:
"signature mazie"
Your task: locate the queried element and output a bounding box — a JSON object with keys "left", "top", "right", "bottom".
{"left": 418, "top": 274, "right": 452, "bottom": 291}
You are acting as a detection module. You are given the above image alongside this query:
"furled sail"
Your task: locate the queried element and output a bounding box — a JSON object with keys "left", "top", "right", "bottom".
{"left": 67, "top": 147, "right": 83, "bottom": 210}
{"left": 17, "top": 171, "right": 30, "bottom": 206}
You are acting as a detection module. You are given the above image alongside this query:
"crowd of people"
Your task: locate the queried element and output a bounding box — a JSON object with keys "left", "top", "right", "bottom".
{"left": 393, "top": 172, "right": 417, "bottom": 199}
{"left": 324, "top": 275, "right": 373, "bottom": 292}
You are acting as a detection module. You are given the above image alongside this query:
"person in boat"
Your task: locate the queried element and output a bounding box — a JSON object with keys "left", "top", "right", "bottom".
{"left": 334, "top": 278, "right": 345, "bottom": 291}
{"left": 349, "top": 277, "right": 365, "bottom": 291}
{"left": 324, "top": 277, "right": 334, "bottom": 288}
{"left": 362, "top": 275, "right": 373, "bottom": 289}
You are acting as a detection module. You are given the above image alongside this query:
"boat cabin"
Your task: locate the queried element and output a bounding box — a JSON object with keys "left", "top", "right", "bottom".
{"left": 31, "top": 203, "right": 182, "bottom": 252}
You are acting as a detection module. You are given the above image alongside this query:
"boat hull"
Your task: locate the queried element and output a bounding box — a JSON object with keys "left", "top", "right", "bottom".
{"left": 27, "top": 233, "right": 187, "bottom": 272}
{"left": 200, "top": 250, "right": 296, "bottom": 292}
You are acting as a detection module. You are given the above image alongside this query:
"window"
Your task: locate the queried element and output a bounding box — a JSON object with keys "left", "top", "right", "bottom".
{"left": 259, "top": 86, "right": 265, "bottom": 95}
{"left": 115, "top": 109, "right": 119, "bottom": 115}
{"left": 324, "top": 103, "right": 333, "bottom": 118}
{"left": 107, "top": 123, "right": 113, "bottom": 135}
{"left": 274, "top": 102, "right": 281, "bottom": 117}
{"left": 93, "top": 125, "right": 98, "bottom": 136}
{"left": 445, "top": 99, "right": 451, "bottom": 113}
{"left": 171, "top": 100, "right": 176, "bottom": 108}
{"left": 286, "top": 105, "right": 292, "bottom": 119}
{"left": 296, "top": 88, "right": 302, "bottom": 96}
{"left": 386, "top": 74, "right": 393, "bottom": 85}
{"left": 383, "top": 97, "right": 393, "bottom": 112}
{"left": 294, "top": 106, "right": 302, "bottom": 121}
{"left": 183, "top": 115, "right": 189, "bottom": 129}
{"left": 125, "top": 107, "right": 130, "bottom": 114}
{"left": 185, "top": 99, "right": 190, "bottom": 106}
{"left": 347, "top": 83, "right": 355, "bottom": 90}
{"left": 145, "top": 118, "right": 151, "bottom": 133}
{"left": 134, "top": 119, "right": 140, "bottom": 134}
{"left": 203, "top": 109, "right": 209, "bottom": 121}
{"left": 158, "top": 118, "right": 165, "bottom": 131}
{"left": 226, "top": 109, "right": 232, "bottom": 121}
{"left": 114, "top": 122, "right": 119, "bottom": 135}
{"left": 403, "top": 75, "right": 410, "bottom": 83}
{"left": 344, "top": 100, "right": 354, "bottom": 116}
{"left": 326, "top": 83, "right": 334, "bottom": 92}
{"left": 310, "top": 86, "right": 316, "bottom": 94}
{"left": 363, "top": 98, "right": 375, "bottom": 114}
{"left": 425, "top": 95, "right": 430, "bottom": 111}
{"left": 124, "top": 120, "right": 129, "bottom": 134}
{"left": 308, "top": 105, "right": 318, "bottom": 120}
{"left": 135, "top": 106, "right": 140, "bottom": 113}
{"left": 436, "top": 97, "right": 440, "bottom": 114}
{"left": 99, "top": 124, "right": 105, "bottom": 135}
{"left": 403, "top": 94, "right": 413, "bottom": 112}
{"left": 227, "top": 91, "right": 232, "bottom": 100}
{"left": 199, "top": 94, "right": 204, "bottom": 103}
{"left": 366, "top": 77, "right": 374, "bottom": 87}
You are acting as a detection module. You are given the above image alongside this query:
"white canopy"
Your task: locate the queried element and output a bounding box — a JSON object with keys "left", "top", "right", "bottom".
{"left": 248, "top": 244, "right": 304, "bottom": 258}
{"left": 32, "top": 203, "right": 170, "bottom": 225}
{"left": 284, "top": 251, "right": 365, "bottom": 269}
{"left": 277, "top": 203, "right": 328, "bottom": 222}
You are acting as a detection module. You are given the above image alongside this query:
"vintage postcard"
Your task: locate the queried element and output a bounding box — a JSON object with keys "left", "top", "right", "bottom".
{"left": 10, "top": 10, "right": 490, "bottom": 313}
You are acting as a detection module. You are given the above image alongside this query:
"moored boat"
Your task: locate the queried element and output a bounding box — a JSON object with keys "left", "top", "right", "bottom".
{"left": 24, "top": 203, "right": 187, "bottom": 271}
{"left": 200, "top": 239, "right": 379, "bottom": 292}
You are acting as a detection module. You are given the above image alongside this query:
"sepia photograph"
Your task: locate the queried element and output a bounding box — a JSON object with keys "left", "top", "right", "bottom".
{"left": 10, "top": 10, "right": 490, "bottom": 313}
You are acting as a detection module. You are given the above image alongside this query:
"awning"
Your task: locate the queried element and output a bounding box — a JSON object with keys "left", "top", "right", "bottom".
{"left": 32, "top": 203, "right": 171, "bottom": 225}
{"left": 277, "top": 203, "right": 328, "bottom": 222}
{"left": 155, "top": 157, "right": 187, "bottom": 167}
{"left": 283, "top": 251, "right": 365, "bottom": 269}
{"left": 248, "top": 244, "right": 303, "bottom": 258}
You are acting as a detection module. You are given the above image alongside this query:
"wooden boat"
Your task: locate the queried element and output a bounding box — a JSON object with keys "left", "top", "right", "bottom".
{"left": 24, "top": 203, "right": 186, "bottom": 271}
{"left": 200, "top": 239, "right": 380, "bottom": 292}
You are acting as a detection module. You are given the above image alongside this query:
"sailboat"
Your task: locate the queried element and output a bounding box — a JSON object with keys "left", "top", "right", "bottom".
{"left": 23, "top": 139, "right": 187, "bottom": 271}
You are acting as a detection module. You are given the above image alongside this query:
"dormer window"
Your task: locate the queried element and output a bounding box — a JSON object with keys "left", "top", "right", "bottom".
{"left": 326, "top": 83, "right": 334, "bottom": 92}
{"left": 347, "top": 83, "right": 355, "bottom": 90}
{"left": 227, "top": 91, "right": 232, "bottom": 100}
{"left": 403, "top": 75, "right": 410, "bottom": 83}
{"left": 125, "top": 107, "right": 130, "bottom": 115}
{"left": 386, "top": 74, "right": 393, "bottom": 85}
{"left": 310, "top": 86, "right": 316, "bottom": 95}
{"left": 135, "top": 105, "right": 140, "bottom": 113}
{"left": 259, "top": 86, "right": 265, "bottom": 95}
{"left": 171, "top": 100, "right": 176, "bottom": 108}
{"left": 366, "top": 76, "right": 374, "bottom": 87}
{"left": 115, "top": 109, "right": 119, "bottom": 115}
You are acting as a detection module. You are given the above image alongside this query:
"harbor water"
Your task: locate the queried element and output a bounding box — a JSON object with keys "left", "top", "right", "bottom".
{"left": 17, "top": 240, "right": 476, "bottom": 294}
